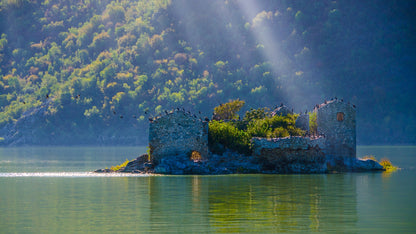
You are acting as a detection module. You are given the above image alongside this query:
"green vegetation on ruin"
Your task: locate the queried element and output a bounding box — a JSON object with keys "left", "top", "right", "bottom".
{"left": 208, "top": 99, "right": 305, "bottom": 155}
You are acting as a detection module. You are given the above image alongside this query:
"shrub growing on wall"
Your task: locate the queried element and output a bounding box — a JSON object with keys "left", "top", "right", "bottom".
{"left": 212, "top": 99, "right": 245, "bottom": 120}
{"left": 209, "top": 102, "right": 305, "bottom": 156}
{"left": 309, "top": 111, "right": 317, "bottom": 135}
{"left": 208, "top": 120, "right": 251, "bottom": 155}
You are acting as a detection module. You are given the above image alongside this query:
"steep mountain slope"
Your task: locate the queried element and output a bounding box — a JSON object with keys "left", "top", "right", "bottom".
{"left": 0, "top": 0, "right": 415, "bottom": 145}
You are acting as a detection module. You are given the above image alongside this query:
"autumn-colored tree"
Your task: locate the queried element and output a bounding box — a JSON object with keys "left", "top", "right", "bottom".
{"left": 212, "top": 99, "right": 245, "bottom": 120}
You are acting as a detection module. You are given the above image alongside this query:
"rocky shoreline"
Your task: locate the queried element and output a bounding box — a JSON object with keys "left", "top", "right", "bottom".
{"left": 94, "top": 150, "right": 385, "bottom": 175}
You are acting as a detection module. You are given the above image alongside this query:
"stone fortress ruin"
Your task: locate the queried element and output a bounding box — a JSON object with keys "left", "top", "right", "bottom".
{"left": 149, "top": 110, "right": 209, "bottom": 164}
{"left": 251, "top": 99, "right": 357, "bottom": 172}
{"left": 147, "top": 99, "right": 382, "bottom": 174}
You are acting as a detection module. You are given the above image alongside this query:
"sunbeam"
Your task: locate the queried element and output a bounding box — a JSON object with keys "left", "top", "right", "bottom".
{"left": 236, "top": 0, "right": 322, "bottom": 110}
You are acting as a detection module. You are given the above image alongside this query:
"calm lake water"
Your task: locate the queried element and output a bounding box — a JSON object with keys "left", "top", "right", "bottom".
{"left": 0, "top": 146, "right": 415, "bottom": 233}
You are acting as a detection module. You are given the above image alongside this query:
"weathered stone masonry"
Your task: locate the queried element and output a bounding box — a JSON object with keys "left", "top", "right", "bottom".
{"left": 149, "top": 110, "right": 209, "bottom": 164}
{"left": 316, "top": 100, "right": 356, "bottom": 159}
{"left": 251, "top": 99, "right": 356, "bottom": 172}
{"left": 252, "top": 136, "right": 327, "bottom": 173}
{"left": 148, "top": 99, "right": 357, "bottom": 173}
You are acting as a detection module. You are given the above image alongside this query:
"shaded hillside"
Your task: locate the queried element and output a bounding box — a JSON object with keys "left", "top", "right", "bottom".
{"left": 0, "top": 0, "right": 415, "bottom": 145}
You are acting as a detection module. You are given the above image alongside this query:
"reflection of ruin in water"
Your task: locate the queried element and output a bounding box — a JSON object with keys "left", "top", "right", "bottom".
{"left": 147, "top": 175, "right": 357, "bottom": 232}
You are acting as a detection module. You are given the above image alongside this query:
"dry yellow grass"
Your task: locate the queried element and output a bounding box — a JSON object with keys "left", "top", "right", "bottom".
{"left": 362, "top": 155, "right": 377, "bottom": 161}
{"left": 379, "top": 158, "right": 398, "bottom": 172}
{"left": 362, "top": 155, "right": 398, "bottom": 172}
{"left": 111, "top": 159, "right": 130, "bottom": 171}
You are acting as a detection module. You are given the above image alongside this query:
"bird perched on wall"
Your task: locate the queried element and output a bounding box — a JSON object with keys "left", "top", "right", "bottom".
{"left": 149, "top": 117, "right": 153, "bottom": 122}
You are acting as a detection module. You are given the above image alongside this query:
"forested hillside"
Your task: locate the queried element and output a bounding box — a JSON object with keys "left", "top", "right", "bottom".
{"left": 0, "top": 0, "right": 415, "bottom": 145}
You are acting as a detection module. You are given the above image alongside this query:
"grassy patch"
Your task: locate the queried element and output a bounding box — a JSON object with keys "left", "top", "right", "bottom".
{"left": 110, "top": 159, "right": 130, "bottom": 171}
{"left": 362, "top": 155, "right": 398, "bottom": 172}
{"left": 379, "top": 158, "right": 398, "bottom": 172}
{"left": 362, "top": 155, "right": 377, "bottom": 161}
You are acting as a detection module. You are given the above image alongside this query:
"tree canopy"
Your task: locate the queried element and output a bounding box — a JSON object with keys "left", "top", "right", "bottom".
{"left": 0, "top": 0, "right": 415, "bottom": 145}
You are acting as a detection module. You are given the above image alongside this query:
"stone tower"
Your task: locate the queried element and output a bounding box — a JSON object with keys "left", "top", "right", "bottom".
{"left": 295, "top": 113, "right": 309, "bottom": 132}
{"left": 148, "top": 110, "right": 209, "bottom": 164}
{"left": 316, "top": 100, "right": 356, "bottom": 159}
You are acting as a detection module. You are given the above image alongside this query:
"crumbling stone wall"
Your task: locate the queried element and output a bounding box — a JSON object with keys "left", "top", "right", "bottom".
{"left": 149, "top": 110, "right": 209, "bottom": 164}
{"left": 295, "top": 113, "right": 309, "bottom": 132}
{"left": 251, "top": 137, "right": 327, "bottom": 173}
{"left": 271, "top": 105, "right": 292, "bottom": 116}
{"left": 316, "top": 100, "right": 356, "bottom": 159}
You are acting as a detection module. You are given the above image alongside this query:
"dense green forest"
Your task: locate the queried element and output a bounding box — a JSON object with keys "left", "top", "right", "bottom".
{"left": 0, "top": 0, "right": 415, "bottom": 145}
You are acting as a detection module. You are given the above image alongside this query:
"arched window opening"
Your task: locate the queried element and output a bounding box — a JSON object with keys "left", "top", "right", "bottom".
{"left": 337, "top": 112, "right": 344, "bottom": 122}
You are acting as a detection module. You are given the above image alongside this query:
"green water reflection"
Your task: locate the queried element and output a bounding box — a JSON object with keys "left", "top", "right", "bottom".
{"left": 1, "top": 146, "right": 415, "bottom": 233}
{"left": 148, "top": 175, "right": 358, "bottom": 233}
{"left": 1, "top": 174, "right": 361, "bottom": 233}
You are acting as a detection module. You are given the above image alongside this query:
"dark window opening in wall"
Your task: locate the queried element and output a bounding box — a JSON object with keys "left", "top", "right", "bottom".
{"left": 190, "top": 151, "right": 202, "bottom": 162}
{"left": 337, "top": 112, "right": 344, "bottom": 122}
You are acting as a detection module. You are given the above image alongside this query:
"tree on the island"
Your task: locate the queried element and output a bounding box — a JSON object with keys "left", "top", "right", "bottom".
{"left": 212, "top": 99, "right": 245, "bottom": 120}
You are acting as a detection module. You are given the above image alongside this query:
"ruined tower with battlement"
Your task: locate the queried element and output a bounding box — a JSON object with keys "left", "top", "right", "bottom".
{"left": 148, "top": 99, "right": 358, "bottom": 173}
{"left": 148, "top": 110, "right": 209, "bottom": 165}
{"left": 316, "top": 99, "right": 356, "bottom": 160}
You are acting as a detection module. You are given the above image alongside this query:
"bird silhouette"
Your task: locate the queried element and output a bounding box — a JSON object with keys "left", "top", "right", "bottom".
{"left": 113, "top": 111, "right": 116, "bottom": 115}
{"left": 46, "top": 94, "right": 49, "bottom": 99}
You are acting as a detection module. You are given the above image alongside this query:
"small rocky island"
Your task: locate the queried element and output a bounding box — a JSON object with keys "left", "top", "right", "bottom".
{"left": 95, "top": 99, "right": 385, "bottom": 174}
